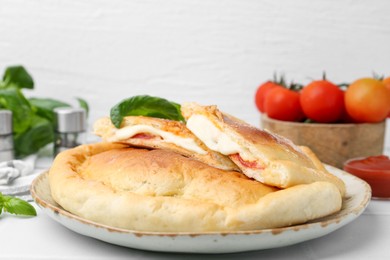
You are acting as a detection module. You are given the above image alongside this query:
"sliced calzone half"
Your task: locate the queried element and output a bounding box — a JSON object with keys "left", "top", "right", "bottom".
{"left": 93, "top": 116, "right": 239, "bottom": 171}
{"left": 181, "top": 102, "right": 346, "bottom": 196}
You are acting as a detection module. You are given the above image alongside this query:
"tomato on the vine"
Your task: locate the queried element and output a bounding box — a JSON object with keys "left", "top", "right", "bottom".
{"left": 264, "top": 87, "right": 304, "bottom": 121}
{"left": 382, "top": 77, "right": 390, "bottom": 88}
{"left": 255, "top": 81, "right": 283, "bottom": 112}
{"left": 383, "top": 77, "right": 390, "bottom": 118}
{"left": 299, "top": 80, "right": 344, "bottom": 123}
{"left": 345, "top": 78, "right": 390, "bottom": 123}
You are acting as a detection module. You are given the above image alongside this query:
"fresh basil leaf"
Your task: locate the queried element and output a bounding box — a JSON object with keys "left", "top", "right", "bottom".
{"left": 0, "top": 195, "right": 3, "bottom": 215}
{"left": 2, "top": 66, "right": 34, "bottom": 89}
{"left": 76, "top": 97, "right": 89, "bottom": 117}
{"left": 110, "top": 95, "right": 185, "bottom": 128}
{"left": 0, "top": 66, "right": 89, "bottom": 158}
{"left": 29, "top": 97, "right": 70, "bottom": 122}
{"left": 14, "top": 115, "right": 54, "bottom": 157}
{"left": 0, "top": 86, "right": 33, "bottom": 134}
{"left": 2, "top": 195, "right": 37, "bottom": 216}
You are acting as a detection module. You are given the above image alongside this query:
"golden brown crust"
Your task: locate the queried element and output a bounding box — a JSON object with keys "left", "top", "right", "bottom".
{"left": 49, "top": 143, "right": 342, "bottom": 232}
{"left": 121, "top": 116, "right": 190, "bottom": 136}
{"left": 181, "top": 102, "right": 346, "bottom": 196}
{"left": 222, "top": 113, "right": 317, "bottom": 167}
{"left": 93, "top": 116, "right": 239, "bottom": 171}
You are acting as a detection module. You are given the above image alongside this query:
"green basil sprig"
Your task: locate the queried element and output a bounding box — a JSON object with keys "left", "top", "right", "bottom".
{"left": 0, "top": 65, "right": 89, "bottom": 157}
{"left": 0, "top": 192, "right": 37, "bottom": 217}
{"left": 2, "top": 66, "right": 34, "bottom": 89}
{"left": 110, "top": 95, "right": 185, "bottom": 128}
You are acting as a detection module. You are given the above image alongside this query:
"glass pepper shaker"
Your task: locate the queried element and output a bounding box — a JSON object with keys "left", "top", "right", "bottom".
{"left": 54, "top": 107, "right": 87, "bottom": 156}
{"left": 0, "top": 110, "right": 14, "bottom": 162}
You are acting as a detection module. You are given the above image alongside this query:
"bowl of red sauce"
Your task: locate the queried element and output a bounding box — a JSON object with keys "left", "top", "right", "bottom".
{"left": 343, "top": 155, "right": 390, "bottom": 199}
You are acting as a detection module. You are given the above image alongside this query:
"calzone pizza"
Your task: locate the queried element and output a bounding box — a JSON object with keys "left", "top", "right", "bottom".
{"left": 48, "top": 101, "right": 345, "bottom": 232}
{"left": 49, "top": 143, "right": 342, "bottom": 232}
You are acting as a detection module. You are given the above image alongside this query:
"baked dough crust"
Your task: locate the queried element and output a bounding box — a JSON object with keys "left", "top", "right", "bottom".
{"left": 49, "top": 143, "right": 342, "bottom": 232}
{"left": 181, "top": 102, "right": 346, "bottom": 196}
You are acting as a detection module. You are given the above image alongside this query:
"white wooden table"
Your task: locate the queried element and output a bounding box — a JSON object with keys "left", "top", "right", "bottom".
{"left": 1, "top": 200, "right": 389, "bottom": 259}
{"left": 1, "top": 137, "right": 389, "bottom": 259}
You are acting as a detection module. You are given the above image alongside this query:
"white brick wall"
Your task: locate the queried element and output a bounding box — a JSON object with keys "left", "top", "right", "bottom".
{"left": 0, "top": 0, "right": 389, "bottom": 152}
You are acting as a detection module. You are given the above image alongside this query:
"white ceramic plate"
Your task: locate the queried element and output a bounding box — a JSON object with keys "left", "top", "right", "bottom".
{"left": 31, "top": 166, "right": 371, "bottom": 254}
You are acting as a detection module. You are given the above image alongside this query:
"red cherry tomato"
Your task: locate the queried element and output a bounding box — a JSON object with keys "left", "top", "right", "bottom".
{"left": 255, "top": 81, "right": 282, "bottom": 113}
{"left": 264, "top": 87, "right": 304, "bottom": 121}
{"left": 300, "top": 80, "right": 344, "bottom": 123}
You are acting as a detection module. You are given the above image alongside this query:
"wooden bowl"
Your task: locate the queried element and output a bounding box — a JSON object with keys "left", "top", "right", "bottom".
{"left": 261, "top": 115, "right": 386, "bottom": 169}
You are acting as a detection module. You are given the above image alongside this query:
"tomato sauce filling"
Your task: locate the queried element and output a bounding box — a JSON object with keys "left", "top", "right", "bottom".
{"left": 131, "top": 133, "right": 159, "bottom": 140}
{"left": 344, "top": 155, "right": 390, "bottom": 198}
{"left": 230, "top": 153, "right": 264, "bottom": 170}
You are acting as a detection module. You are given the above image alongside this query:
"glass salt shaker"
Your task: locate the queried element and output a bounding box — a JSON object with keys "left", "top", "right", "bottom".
{"left": 54, "top": 107, "right": 87, "bottom": 156}
{"left": 0, "top": 110, "right": 14, "bottom": 162}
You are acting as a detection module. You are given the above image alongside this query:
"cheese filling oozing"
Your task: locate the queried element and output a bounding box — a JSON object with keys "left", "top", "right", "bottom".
{"left": 109, "top": 125, "right": 207, "bottom": 155}
{"left": 186, "top": 115, "right": 258, "bottom": 163}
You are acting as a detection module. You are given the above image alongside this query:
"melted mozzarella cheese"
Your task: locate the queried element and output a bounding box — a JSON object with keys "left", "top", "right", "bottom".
{"left": 186, "top": 115, "right": 243, "bottom": 155}
{"left": 186, "top": 115, "right": 258, "bottom": 162}
{"left": 110, "top": 125, "right": 207, "bottom": 155}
